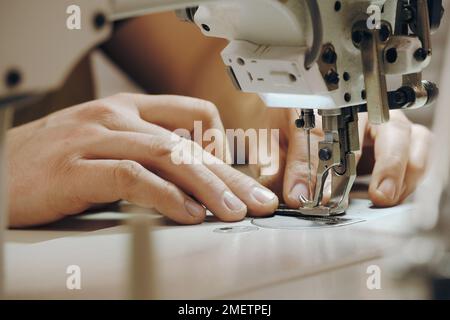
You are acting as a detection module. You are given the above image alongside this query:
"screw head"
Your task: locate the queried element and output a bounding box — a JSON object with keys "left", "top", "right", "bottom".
{"left": 402, "top": 6, "right": 414, "bottom": 22}
{"left": 319, "top": 148, "right": 332, "bottom": 161}
{"left": 361, "top": 90, "right": 367, "bottom": 100}
{"left": 386, "top": 48, "right": 398, "bottom": 63}
{"left": 93, "top": 12, "right": 107, "bottom": 30}
{"left": 394, "top": 90, "right": 408, "bottom": 105}
{"left": 344, "top": 93, "right": 352, "bottom": 102}
{"left": 295, "top": 118, "right": 305, "bottom": 129}
{"left": 5, "top": 69, "right": 21, "bottom": 88}
{"left": 343, "top": 72, "right": 350, "bottom": 81}
{"left": 324, "top": 70, "right": 339, "bottom": 85}
{"left": 334, "top": 1, "right": 342, "bottom": 12}
{"left": 414, "top": 48, "right": 428, "bottom": 61}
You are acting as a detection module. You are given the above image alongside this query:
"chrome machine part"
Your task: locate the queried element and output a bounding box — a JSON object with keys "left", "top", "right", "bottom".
{"left": 352, "top": 20, "right": 391, "bottom": 124}
{"left": 296, "top": 109, "right": 316, "bottom": 200}
{"left": 0, "top": 106, "right": 12, "bottom": 298}
{"left": 297, "top": 107, "right": 360, "bottom": 216}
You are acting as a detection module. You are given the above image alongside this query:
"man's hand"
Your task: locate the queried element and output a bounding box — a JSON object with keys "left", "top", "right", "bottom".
{"left": 260, "top": 109, "right": 431, "bottom": 208}
{"left": 7, "top": 93, "right": 278, "bottom": 227}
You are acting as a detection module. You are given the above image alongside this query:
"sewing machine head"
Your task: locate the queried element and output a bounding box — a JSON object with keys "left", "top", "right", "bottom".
{"left": 178, "top": 0, "right": 443, "bottom": 216}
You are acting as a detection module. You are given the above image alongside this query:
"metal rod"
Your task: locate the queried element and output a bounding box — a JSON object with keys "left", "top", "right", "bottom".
{"left": 111, "top": 0, "right": 233, "bottom": 20}
{"left": 0, "top": 106, "right": 13, "bottom": 298}
{"left": 129, "top": 214, "right": 155, "bottom": 300}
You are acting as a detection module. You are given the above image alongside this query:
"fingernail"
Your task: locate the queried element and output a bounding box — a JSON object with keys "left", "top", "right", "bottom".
{"left": 289, "top": 183, "right": 309, "bottom": 203}
{"left": 223, "top": 191, "right": 246, "bottom": 212}
{"left": 251, "top": 186, "right": 276, "bottom": 204}
{"left": 184, "top": 199, "right": 204, "bottom": 218}
{"left": 377, "top": 178, "right": 396, "bottom": 201}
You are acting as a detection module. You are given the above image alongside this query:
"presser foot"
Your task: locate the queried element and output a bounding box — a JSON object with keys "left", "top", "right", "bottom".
{"left": 274, "top": 204, "right": 345, "bottom": 218}
{"left": 292, "top": 107, "right": 361, "bottom": 218}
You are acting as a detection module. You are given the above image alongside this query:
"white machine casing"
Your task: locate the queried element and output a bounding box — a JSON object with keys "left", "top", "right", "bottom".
{"left": 193, "top": 0, "right": 431, "bottom": 109}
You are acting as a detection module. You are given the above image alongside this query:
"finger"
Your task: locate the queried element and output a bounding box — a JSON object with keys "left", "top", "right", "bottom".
{"left": 71, "top": 159, "right": 206, "bottom": 224}
{"left": 257, "top": 147, "right": 287, "bottom": 200}
{"left": 87, "top": 131, "right": 247, "bottom": 222}
{"left": 133, "top": 94, "right": 231, "bottom": 163}
{"left": 76, "top": 96, "right": 168, "bottom": 137}
{"left": 355, "top": 112, "right": 369, "bottom": 165}
{"left": 368, "top": 115, "right": 412, "bottom": 207}
{"left": 93, "top": 94, "right": 231, "bottom": 162}
{"left": 282, "top": 112, "right": 322, "bottom": 208}
{"left": 399, "top": 124, "right": 431, "bottom": 202}
{"left": 201, "top": 151, "right": 279, "bottom": 217}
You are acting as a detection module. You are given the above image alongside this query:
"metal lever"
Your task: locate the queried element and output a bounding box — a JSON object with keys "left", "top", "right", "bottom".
{"left": 352, "top": 21, "right": 391, "bottom": 124}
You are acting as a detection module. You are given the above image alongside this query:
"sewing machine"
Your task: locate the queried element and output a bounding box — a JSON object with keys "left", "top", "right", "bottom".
{"left": 0, "top": 0, "right": 448, "bottom": 298}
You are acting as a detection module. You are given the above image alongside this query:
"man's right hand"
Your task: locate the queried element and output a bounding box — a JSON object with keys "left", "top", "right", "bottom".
{"left": 7, "top": 93, "right": 278, "bottom": 227}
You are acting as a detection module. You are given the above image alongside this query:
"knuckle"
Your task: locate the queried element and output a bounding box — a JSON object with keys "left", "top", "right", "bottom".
{"left": 146, "top": 136, "right": 176, "bottom": 159}
{"left": 77, "top": 102, "right": 119, "bottom": 124}
{"left": 63, "top": 124, "right": 102, "bottom": 141}
{"left": 156, "top": 180, "right": 176, "bottom": 205}
{"left": 286, "top": 159, "right": 308, "bottom": 177}
{"left": 196, "top": 99, "right": 219, "bottom": 120}
{"left": 112, "top": 92, "right": 133, "bottom": 101}
{"left": 389, "top": 117, "right": 412, "bottom": 133}
{"left": 384, "top": 155, "right": 405, "bottom": 172}
{"left": 94, "top": 103, "right": 119, "bottom": 119}
{"left": 413, "top": 124, "right": 432, "bottom": 140}
{"left": 228, "top": 169, "right": 252, "bottom": 188}
{"left": 408, "top": 161, "right": 426, "bottom": 177}
{"left": 114, "top": 160, "right": 143, "bottom": 195}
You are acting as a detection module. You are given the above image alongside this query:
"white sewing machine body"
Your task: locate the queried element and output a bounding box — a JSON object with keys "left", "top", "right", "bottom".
{"left": 0, "top": 0, "right": 433, "bottom": 110}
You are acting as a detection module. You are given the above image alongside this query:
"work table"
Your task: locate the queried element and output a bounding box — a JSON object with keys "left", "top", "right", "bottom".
{"left": 4, "top": 196, "right": 426, "bottom": 299}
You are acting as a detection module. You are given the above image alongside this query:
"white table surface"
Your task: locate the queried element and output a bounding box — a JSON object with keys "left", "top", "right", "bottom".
{"left": 3, "top": 196, "right": 427, "bottom": 299}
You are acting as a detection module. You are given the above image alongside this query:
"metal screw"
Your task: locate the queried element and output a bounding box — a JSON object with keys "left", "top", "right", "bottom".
{"left": 324, "top": 70, "right": 339, "bottom": 85}
{"left": 343, "top": 72, "right": 350, "bottom": 81}
{"left": 319, "top": 148, "right": 332, "bottom": 161}
{"left": 386, "top": 48, "right": 398, "bottom": 63}
{"left": 334, "top": 1, "right": 342, "bottom": 12}
{"left": 394, "top": 90, "right": 408, "bottom": 105}
{"left": 5, "top": 69, "right": 21, "bottom": 88}
{"left": 402, "top": 6, "right": 414, "bottom": 22}
{"left": 414, "top": 48, "right": 428, "bottom": 61}
{"left": 344, "top": 93, "right": 352, "bottom": 102}
{"left": 295, "top": 118, "right": 305, "bottom": 129}
{"left": 93, "top": 12, "right": 107, "bottom": 30}
{"left": 361, "top": 90, "right": 367, "bottom": 100}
